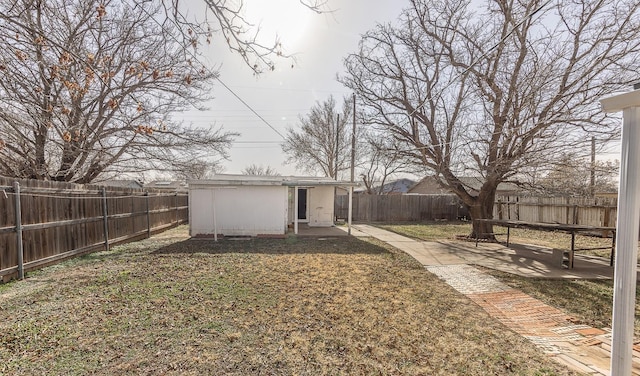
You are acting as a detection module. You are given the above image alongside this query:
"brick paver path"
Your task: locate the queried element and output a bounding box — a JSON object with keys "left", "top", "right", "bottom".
{"left": 427, "top": 264, "right": 640, "bottom": 375}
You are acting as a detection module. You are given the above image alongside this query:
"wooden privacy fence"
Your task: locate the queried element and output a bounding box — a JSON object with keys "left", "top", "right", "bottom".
{"left": 336, "top": 193, "right": 622, "bottom": 228}
{"left": 494, "top": 196, "right": 618, "bottom": 228}
{"left": 335, "top": 194, "right": 468, "bottom": 222}
{"left": 0, "top": 177, "right": 188, "bottom": 281}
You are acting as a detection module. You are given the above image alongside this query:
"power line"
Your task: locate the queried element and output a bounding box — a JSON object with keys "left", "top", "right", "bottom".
{"left": 136, "top": 4, "right": 287, "bottom": 140}
{"left": 207, "top": 84, "right": 344, "bottom": 94}
{"left": 214, "top": 77, "right": 286, "bottom": 139}
{"left": 232, "top": 145, "right": 282, "bottom": 149}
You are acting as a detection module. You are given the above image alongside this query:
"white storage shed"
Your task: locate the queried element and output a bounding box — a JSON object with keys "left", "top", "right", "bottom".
{"left": 188, "top": 175, "right": 356, "bottom": 238}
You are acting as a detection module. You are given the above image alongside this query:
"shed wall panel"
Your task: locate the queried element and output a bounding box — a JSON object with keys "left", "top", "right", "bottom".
{"left": 190, "top": 186, "right": 287, "bottom": 236}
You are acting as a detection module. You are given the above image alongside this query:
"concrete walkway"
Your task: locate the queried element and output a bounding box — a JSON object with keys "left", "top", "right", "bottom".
{"left": 348, "top": 224, "right": 640, "bottom": 375}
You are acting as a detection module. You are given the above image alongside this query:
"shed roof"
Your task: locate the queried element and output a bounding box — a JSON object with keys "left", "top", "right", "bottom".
{"left": 188, "top": 174, "right": 358, "bottom": 188}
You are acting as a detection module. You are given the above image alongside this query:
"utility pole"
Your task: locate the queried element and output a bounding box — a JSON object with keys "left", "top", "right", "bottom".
{"left": 351, "top": 93, "right": 356, "bottom": 183}
{"left": 335, "top": 114, "right": 340, "bottom": 179}
{"left": 590, "top": 136, "right": 596, "bottom": 197}
{"left": 349, "top": 94, "right": 356, "bottom": 235}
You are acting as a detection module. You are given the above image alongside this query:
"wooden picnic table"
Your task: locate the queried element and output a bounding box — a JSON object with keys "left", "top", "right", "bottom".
{"left": 474, "top": 219, "right": 616, "bottom": 269}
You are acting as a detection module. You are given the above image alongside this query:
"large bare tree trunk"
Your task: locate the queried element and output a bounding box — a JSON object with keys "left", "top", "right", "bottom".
{"left": 458, "top": 182, "right": 497, "bottom": 240}
{"left": 468, "top": 201, "right": 495, "bottom": 240}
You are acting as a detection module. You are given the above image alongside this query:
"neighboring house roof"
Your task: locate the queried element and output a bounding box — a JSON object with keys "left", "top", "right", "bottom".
{"left": 145, "top": 180, "right": 188, "bottom": 191}
{"left": 375, "top": 178, "right": 416, "bottom": 194}
{"left": 353, "top": 178, "right": 416, "bottom": 194}
{"left": 99, "top": 180, "right": 144, "bottom": 189}
{"left": 188, "top": 174, "right": 358, "bottom": 188}
{"left": 408, "top": 176, "right": 520, "bottom": 195}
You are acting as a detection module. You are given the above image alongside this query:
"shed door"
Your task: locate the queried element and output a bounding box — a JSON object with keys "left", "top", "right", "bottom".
{"left": 297, "top": 188, "right": 308, "bottom": 221}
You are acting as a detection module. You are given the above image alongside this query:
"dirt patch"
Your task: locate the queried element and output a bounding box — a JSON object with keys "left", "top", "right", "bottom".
{"left": 0, "top": 226, "right": 574, "bottom": 375}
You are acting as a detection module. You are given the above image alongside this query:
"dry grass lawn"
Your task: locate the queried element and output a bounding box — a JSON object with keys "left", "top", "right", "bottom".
{"left": 0, "top": 226, "right": 573, "bottom": 375}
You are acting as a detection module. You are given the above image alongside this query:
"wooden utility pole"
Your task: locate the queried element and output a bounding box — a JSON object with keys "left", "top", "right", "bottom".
{"left": 335, "top": 114, "right": 340, "bottom": 179}
{"left": 590, "top": 136, "right": 596, "bottom": 197}
{"left": 349, "top": 94, "right": 356, "bottom": 235}
{"left": 351, "top": 93, "right": 356, "bottom": 183}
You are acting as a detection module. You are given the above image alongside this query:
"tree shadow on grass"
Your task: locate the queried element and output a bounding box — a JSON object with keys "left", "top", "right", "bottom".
{"left": 152, "top": 236, "right": 391, "bottom": 256}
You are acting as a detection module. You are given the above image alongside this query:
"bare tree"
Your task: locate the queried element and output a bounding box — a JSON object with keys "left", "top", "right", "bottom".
{"left": 192, "top": 0, "right": 330, "bottom": 74}
{"left": 172, "top": 160, "right": 222, "bottom": 180}
{"left": 359, "top": 135, "right": 407, "bottom": 194}
{"left": 282, "top": 95, "right": 361, "bottom": 179}
{"left": 341, "top": 0, "right": 640, "bottom": 237}
{"left": 242, "top": 164, "right": 281, "bottom": 176}
{"left": 534, "top": 155, "right": 619, "bottom": 197}
{"left": 0, "top": 0, "right": 237, "bottom": 183}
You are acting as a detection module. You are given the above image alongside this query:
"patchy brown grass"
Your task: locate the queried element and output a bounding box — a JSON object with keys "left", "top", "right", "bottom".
{"left": 0, "top": 226, "right": 572, "bottom": 375}
{"left": 379, "top": 222, "right": 473, "bottom": 242}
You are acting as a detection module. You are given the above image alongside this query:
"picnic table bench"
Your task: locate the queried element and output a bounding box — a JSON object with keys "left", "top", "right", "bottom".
{"left": 473, "top": 219, "right": 616, "bottom": 269}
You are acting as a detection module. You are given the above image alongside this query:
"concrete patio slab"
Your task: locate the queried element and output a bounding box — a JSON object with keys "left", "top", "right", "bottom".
{"left": 388, "top": 240, "right": 467, "bottom": 266}
{"left": 346, "top": 224, "right": 628, "bottom": 279}
{"left": 439, "top": 240, "right": 620, "bottom": 279}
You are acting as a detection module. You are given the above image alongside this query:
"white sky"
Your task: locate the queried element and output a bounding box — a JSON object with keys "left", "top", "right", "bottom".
{"left": 176, "top": 0, "right": 621, "bottom": 179}
{"left": 179, "top": 0, "right": 410, "bottom": 176}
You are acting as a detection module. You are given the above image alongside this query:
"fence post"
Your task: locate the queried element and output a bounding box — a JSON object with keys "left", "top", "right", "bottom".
{"left": 101, "top": 188, "right": 109, "bottom": 252}
{"left": 13, "top": 182, "right": 24, "bottom": 280}
{"left": 353, "top": 195, "right": 358, "bottom": 221}
{"left": 537, "top": 197, "right": 544, "bottom": 222}
{"left": 174, "top": 192, "right": 178, "bottom": 225}
{"left": 145, "top": 191, "right": 151, "bottom": 238}
{"left": 604, "top": 206, "right": 611, "bottom": 227}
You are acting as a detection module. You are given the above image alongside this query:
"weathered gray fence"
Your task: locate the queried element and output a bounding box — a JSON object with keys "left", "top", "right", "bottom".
{"left": 0, "top": 177, "right": 188, "bottom": 282}
{"left": 335, "top": 194, "right": 468, "bottom": 222}
{"left": 494, "top": 196, "right": 618, "bottom": 227}
{"left": 336, "top": 193, "right": 622, "bottom": 227}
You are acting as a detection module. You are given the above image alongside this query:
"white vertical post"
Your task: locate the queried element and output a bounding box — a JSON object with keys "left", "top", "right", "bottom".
{"left": 348, "top": 186, "right": 353, "bottom": 235}
{"left": 601, "top": 89, "right": 640, "bottom": 375}
{"left": 294, "top": 186, "right": 299, "bottom": 235}
{"left": 212, "top": 189, "right": 218, "bottom": 242}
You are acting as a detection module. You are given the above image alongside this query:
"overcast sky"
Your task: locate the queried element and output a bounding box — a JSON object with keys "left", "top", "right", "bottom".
{"left": 180, "top": 0, "right": 410, "bottom": 176}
